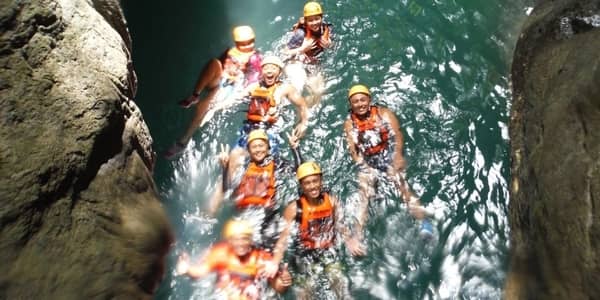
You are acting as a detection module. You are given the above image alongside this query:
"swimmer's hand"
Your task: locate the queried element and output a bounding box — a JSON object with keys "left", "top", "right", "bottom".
{"left": 258, "top": 260, "right": 279, "bottom": 279}
{"left": 176, "top": 253, "right": 191, "bottom": 275}
{"left": 345, "top": 236, "right": 367, "bottom": 257}
{"left": 266, "top": 107, "right": 279, "bottom": 120}
{"left": 286, "top": 132, "right": 299, "bottom": 149}
{"left": 270, "top": 263, "right": 292, "bottom": 294}
{"left": 319, "top": 36, "right": 332, "bottom": 48}
{"left": 217, "top": 144, "right": 230, "bottom": 167}
{"left": 292, "top": 122, "right": 307, "bottom": 140}
{"left": 277, "top": 264, "right": 292, "bottom": 287}
{"left": 300, "top": 38, "right": 318, "bottom": 54}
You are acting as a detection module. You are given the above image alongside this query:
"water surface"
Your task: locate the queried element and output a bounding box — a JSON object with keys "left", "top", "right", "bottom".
{"left": 124, "top": 1, "right": 531, "bottom": 299}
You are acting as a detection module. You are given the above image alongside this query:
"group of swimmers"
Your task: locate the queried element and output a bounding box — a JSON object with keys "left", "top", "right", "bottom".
{"left": 170, "top": 2, "right": 435, "bottom": 299}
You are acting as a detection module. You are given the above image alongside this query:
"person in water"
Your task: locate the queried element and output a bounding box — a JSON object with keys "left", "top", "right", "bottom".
{"left": 285, "top": 1, "right": 332, "bottom": 64}
{"left": 209, "top": 129, "right": 302, "bottom": 250}
{"left": 176, "top": 219, "right": 292, "bottom": 299}
{"left": 221, "top": 55, "right": 308, "bottom": 177}
{"left": 343, "top": 84, "right": 434, "bottom": 242}
{"left": 165, "top": 25, "right": 262, "bottom": 159}
{"left": 283, "top": 1, "right": 332, "bottom": 107}
{"left": 272, "top": 160, "right": 365, "bottom": 300}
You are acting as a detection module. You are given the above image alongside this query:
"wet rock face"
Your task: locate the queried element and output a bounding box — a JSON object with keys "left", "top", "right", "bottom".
{"left": 507, "top": 0, "right": 600, "bottom": 299}
{"left": 0, "top": 0, "right": 172, "bottom": 298}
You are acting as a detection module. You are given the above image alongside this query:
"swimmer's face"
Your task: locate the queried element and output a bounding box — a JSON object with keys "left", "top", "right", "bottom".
{"left": 235, "top": 39, "right": 255, "bottom": 52}
{"left": 305, "top": 15, "right": 323, "bottom": 32}
{"left": 349, "top": 93, "right": 371, "bottom": 116}
{"left": 248, "top": 139, "right": 269, "bottom": 162}
{"left": 300, "top": 174, "right": 322, "bottom": 200}
{"left": 229, "top": 234, "right": 253, "bottom": 257}
{"left": 261, "top": 64, "right": 282, "bottom": 86}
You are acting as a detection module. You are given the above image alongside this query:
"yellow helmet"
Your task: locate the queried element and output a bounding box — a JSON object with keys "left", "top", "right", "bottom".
{"left": 222, "top": 219, "right": 254, "bottom": 239}
{"left": 297, "top": 161, "right": 322, "bottom": 181}
{"left": 247, "top": 129, "right": 269, "bottom": 145}
{"left": 232, "top": 25, "right": 255, "bottom": 42}
{"left": 348, "top": 84, "right": 371, "bottom": 99}
{"left": 261, "top": 55, "right": 284, "bottom": 69}
{"left": 303, "top": 2, "right": 323, "bottom": 17}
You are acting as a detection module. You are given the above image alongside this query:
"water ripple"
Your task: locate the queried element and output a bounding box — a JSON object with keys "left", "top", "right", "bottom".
{"left": 138, "top": 0, "right": 530, "bottom": 299}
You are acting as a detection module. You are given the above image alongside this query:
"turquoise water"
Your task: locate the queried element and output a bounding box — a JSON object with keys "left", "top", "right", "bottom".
{"left": 124, "top": 1, "right": 531, "bottom": 299}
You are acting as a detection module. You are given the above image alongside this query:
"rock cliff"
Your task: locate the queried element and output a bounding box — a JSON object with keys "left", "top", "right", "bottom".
{"left": 507, "top": 0, "right": 600, "bottom": 298}
{"left": 0, "top": 0, "right": 172, "bottom": 298}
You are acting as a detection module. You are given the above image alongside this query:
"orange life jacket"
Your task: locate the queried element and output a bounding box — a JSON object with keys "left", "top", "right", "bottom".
{"left": 246, "top": 83, "right": 279, "bottom": 124}
{"left": 350, "top": 106, "right": 390, "bottom": 156}
{"left": 297, "top": 193, "right": 335, "bottom": 249}
{"left": 292, "top": 21, "right": 331, "bottom": 58}
{"left": 235, "top": 160, "right": 276, "bottom": 209}
{"left": 208, "top": 243, "right": 272, "bottom": 299}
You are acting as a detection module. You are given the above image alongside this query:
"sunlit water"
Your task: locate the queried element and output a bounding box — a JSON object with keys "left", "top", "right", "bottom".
{"left": 124, "top": 0, "right": 532, "bottom": 299}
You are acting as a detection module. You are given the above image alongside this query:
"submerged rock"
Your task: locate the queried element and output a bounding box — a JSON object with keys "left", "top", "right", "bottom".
{"left": 0, "top": 0, "right": 172, "bottom": 298}
{"left": 507, "top": 0, "right": 600, "bottom": 299}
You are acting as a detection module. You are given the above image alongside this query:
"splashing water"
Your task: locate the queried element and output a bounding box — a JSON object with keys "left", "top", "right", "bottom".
{"left": 124, "top": 0, "right": 531, "bottom": 299}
